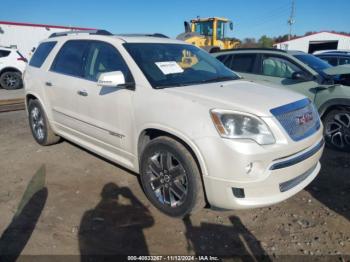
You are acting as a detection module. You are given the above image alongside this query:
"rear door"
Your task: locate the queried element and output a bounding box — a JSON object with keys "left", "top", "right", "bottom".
{"left": 217, "top": 53, "right": 259, "bottom": 80}
{"left": 46, "top": 40, "right": 90, "bottom": 133}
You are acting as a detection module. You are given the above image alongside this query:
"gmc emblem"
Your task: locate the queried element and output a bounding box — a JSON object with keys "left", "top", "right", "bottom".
{"left": 296, "top": 112, "right": 313, "bottom": 125}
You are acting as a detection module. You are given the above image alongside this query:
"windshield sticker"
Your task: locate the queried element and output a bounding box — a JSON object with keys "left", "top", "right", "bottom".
{"left": 155, "top": 61, "right": 184, "bottom": 75}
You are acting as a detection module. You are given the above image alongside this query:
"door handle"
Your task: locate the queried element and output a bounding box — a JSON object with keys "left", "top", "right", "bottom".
{"left": 77, "top": 90, "right": 88, "bottom": 97}
{"left": 45, "top": 82, "right": 53, "bottom": 87}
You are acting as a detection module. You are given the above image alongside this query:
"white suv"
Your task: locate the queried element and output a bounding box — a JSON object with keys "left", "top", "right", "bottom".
{"left": 0, "top": 47, "right": 27, "bottom": 90}
{"left": 24, "top": 30, "right": 324, "bottom": 217}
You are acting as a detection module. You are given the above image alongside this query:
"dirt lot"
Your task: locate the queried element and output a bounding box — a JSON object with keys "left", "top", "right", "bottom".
{"left": 0, "top": 110, "right": 349, "bottom": 260}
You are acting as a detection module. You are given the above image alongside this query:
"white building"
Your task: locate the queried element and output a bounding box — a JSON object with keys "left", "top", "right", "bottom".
{"left": 0, "top": 21, "right": 94, "bottom": 58}
{"left": 274, "top": 31, "right": 350, "bottom": 53}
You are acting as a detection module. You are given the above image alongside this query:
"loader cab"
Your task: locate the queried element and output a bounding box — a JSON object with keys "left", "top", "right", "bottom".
{"left": 191, "top": 17, "right": 233, "bottom": 44}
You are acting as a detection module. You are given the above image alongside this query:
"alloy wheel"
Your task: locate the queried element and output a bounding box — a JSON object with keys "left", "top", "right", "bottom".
{"left": 31, "top": 106, "right": 45, "bottom": 141}
{"left": 3, "top": 73, "right": 20, "bottom": 89}
{"left": 146, "top": 151, "right": 188, "bottom": 208}
{"left": 325, "top": 112, "right": 350, "bottom": 149}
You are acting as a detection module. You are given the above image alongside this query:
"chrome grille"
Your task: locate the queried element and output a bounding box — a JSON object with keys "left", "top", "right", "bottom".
{"left": 271, "top": 99, "right": 320, "bottom": 141}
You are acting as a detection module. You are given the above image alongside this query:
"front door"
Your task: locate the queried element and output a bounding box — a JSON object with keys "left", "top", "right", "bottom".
{"left": 73, "top": 40, "right": 135, "bottom": 161}
{"left": 256, "top": 54, "right": 317, "bottom": 101}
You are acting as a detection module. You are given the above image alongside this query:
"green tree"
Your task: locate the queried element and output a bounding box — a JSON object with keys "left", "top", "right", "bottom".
{"left": 258, "top": 35, "right": 274, "bottom": 48}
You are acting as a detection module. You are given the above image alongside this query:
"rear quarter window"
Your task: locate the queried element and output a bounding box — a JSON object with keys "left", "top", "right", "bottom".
{"left": 29, "top": 42, "right": 57, "bottom": 68}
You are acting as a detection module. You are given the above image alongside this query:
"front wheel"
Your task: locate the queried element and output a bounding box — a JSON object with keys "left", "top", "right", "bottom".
{"left": 324, "top": 108, "right": 350, "bottom": 152}
{"left": 0, "top": 71, "right": 23, "bottom": 90}
{"left": 140, "top": 136, "right": 205, "bottom": 217}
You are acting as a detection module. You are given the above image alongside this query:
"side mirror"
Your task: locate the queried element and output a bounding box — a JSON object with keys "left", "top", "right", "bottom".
{"left": 291, "top": 71, "right": 311, "bottom": 81}
{"left": 97, "top": 71, "right": 125, "bottom": 87}
{"left": 229, "top": 22, "right": 234, "bottom": 31}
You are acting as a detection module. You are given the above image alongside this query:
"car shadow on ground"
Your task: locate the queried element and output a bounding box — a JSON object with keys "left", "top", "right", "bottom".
{"left": 78, "top": 183, "right": 154, "bottom": 259}
{"left": 183, "top": 215, "right": 271, "bottom": 261}
{"left": 306, "top": 148, "right": 350, "bottom": 221}
{"left": 78, "top": 182, "right": 270, "bottom": 260}
{"left": 0, "top": 165, "right": 47, "bottom": 262}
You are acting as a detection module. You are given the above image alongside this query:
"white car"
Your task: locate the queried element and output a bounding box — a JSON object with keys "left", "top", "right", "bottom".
{"left": 0, "top": 47, "right": 27, "bottom": 90}
{"left": 24, "top": 30, "right": 324, "bottom": 217}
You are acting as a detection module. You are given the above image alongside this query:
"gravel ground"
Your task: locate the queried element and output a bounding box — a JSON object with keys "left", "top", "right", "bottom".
{"left": 0, "top": 110, "right": 349, "bottom": 261}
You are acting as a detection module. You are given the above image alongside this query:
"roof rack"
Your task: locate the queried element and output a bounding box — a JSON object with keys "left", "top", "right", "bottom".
{"left": 116, "top": 33, "right": 169, "bottom": 38}
{"left": 49, "top": 29, "right": 113, "bottom": 38}
{"left": 215, "top": 48, "right": 287, "bottom": 53}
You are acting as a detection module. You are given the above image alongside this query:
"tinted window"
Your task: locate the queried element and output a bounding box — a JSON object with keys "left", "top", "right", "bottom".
{"left": 84, "top": 41, "right": 132, "bottom": 82}
{"left": 230, "top": 54, "right": 257, "bottom": 73}
{"left": 0, "top": 50, "right": 11, "bottom": 58}
{"left": 261, "top": 55, "right": 302, "bottom": 78}
{"left": 51, "top": 40, "right": 89, "bottom": 77}
{"left": 216, "top": 54, "right": 233, "bottom": 68}
{"left": 29, "top": 42, "right": 56, "bottom": 68}
{"left": 339, "top": 57, "right": 350, "bottom": 65}
{"left": 319, "top": 56, "right": 338, "bottom": 66}
{"left": 294, "top": 54, "right": 331, "bottom": 73}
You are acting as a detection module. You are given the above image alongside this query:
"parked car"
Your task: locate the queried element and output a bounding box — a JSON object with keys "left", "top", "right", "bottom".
{"left": 24, "top": 31, "right": 324, "bottom": 217}
{"left": 0, "top": 46, "right": 27, "bottom": 90}
{"left": 314, "top": 51, "right": 350, "bottom": 86}
{"left": 213, "top": 49, "right": 350, "bottom": 152}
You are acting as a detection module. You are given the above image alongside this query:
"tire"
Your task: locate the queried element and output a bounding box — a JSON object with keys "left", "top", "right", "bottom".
{"left": 0, "top": 71, "right": 23, "bottom": 90}
{"left": 140, "top": 136, "right": 205, "bottom": 217}
{"left": 323, "top": 108, "right": 350, "bottom": 152}
{"left": 28, "top": 99, "right": 60, "bottom": 146}
{"left": 209, "top": 47, "right": 221, "bottom": 53}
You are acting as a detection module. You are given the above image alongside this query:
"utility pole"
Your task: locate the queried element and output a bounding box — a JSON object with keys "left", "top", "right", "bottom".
{"left": 288, "top": 0, "right": 295, "bottom": 40}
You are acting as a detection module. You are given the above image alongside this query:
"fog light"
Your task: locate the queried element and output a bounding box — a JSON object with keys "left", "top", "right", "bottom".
{"left": 232, "top": 188, "right": 245, "bottom": 198}
{"left": 245, "top": 162, "right": 253, "bottom": 174}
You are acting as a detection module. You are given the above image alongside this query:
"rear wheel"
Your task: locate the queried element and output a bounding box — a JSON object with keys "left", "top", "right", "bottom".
{"left": 140, "top": 136, "right": 205, "bottom": 217}
{"left": 28, "top": 99, "right": 60, "bottom": 146}
{"left": 324, "top": 108, "right": 350, "bottom": 152}
{"left": 0, "top": 71, "right": 23, "bottom": 90}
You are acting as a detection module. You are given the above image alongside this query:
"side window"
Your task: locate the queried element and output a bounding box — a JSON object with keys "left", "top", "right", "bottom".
{"left": 230, "top": 54, "right": 257, "bottom": 73}
{"left": 0, "top": 50, "right": 11, "bottom": 58}
{"left": 84, "top": 41, "right": 132, "bottom": 82}
{"left": 29, "top": 42, "right": 56, "bottom": 68}
{"left": 339, "top": 57, "right": 350, "bottom": 65}
{"left": 51, "top": 40, "right": 90, "bottom": 77}
{"left": 216, "top": 54, "right": 233, "bottom": 68}
{"left": 261, "top": 55, "right": 301, "bottom": 79}
{"left": 319, "top": 56, "right": 338, "bottom": 66}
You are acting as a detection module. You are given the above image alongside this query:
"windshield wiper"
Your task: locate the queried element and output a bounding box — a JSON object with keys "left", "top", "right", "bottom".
{"left": 201, "top": 76, "right": 237, "bottom": 84}
{"left": 155, "top": 83, "right": 194, "bottom": 89}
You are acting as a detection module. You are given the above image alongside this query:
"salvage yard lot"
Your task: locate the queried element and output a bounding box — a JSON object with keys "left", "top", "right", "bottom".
{"left": 0, "top": 110, "right": 349, "bottom": 258}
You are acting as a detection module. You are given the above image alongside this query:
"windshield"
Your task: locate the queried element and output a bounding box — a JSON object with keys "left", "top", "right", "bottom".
{"left": 194, "top": 21, "right": 213, "bottom": 36}
{"left": 123, "top": 43, "right": 239, "bottom": 89}
{"left": 294, "top": 54, "right": 331, "bottom": 73}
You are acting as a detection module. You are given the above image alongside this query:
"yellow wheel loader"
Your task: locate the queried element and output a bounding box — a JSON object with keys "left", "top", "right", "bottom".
{"left": 177, "top": 17, "right": 241, "bottom": 53}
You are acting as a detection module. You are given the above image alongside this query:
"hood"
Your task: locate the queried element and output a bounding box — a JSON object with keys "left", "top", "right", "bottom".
{"left": 323, "top": 64, "right": 350, "bottom": 76}
{"left": 163, "top": 80, "right": 306, "bottom": 117}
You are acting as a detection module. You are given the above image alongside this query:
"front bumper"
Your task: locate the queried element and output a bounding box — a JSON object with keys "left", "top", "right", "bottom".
{"left": 195, "top": 131, "right": 324, "bottom": 210}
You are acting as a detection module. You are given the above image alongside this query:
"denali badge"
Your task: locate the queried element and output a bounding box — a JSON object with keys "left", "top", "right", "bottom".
{"left": 296, "top": 112, "right": 313, "bottom": 125}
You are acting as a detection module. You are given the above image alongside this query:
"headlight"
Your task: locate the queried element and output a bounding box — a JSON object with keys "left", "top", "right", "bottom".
{"left": 210, "top": 109, "right": 275, "bottom": 145}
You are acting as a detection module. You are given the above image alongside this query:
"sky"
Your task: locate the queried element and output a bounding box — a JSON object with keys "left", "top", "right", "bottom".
{"left": 1, "top": 0, "right": 350, "bottom": 40}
